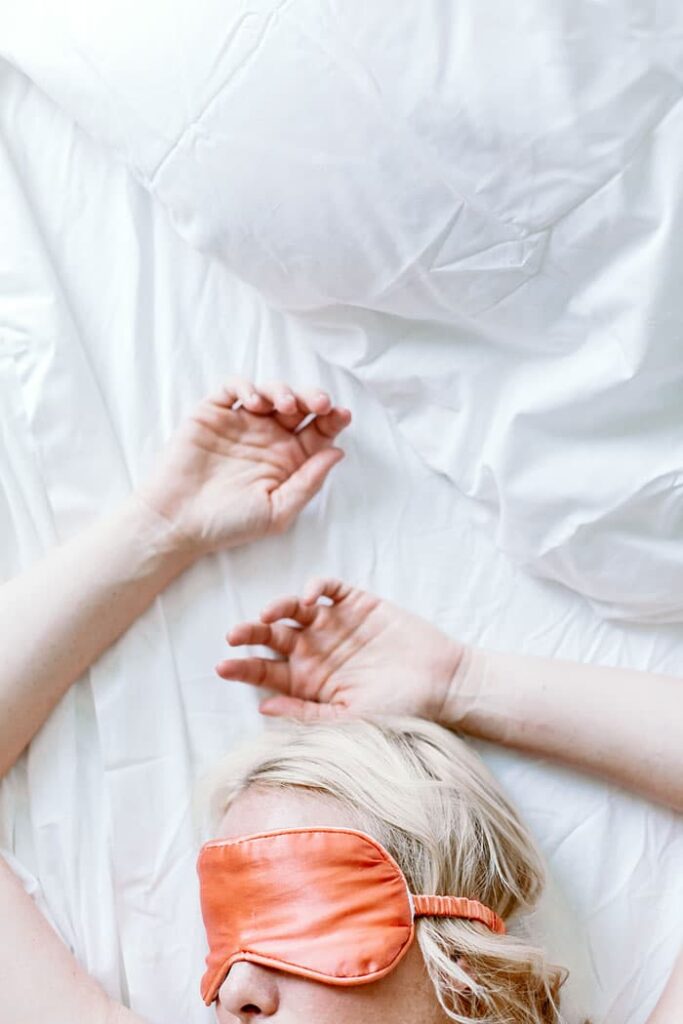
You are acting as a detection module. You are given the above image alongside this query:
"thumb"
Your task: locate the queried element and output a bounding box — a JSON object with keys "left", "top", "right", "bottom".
{"left": 271, "top": 447, "right": 344, "bottom": 532}
{"left": 260, "top": 695, "right": 347, "bottom": 721}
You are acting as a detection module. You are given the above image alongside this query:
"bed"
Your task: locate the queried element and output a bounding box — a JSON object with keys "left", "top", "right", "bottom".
{"left": 1, "top": 4, "right": 682, "bottom": 1022}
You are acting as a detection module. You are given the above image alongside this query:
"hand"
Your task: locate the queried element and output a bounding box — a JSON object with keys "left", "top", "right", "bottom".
{"left": 137, "top": 380, "right": 351, "bottom": 555}
{"left": 216, "top": 578, "right": 464, "bottom": 722}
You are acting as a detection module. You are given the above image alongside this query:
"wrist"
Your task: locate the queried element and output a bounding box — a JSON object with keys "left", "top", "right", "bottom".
{"left": 437, "top": 644, "right": 488, "bottom": 733}
{"left": 440, "top": 646, "right": 527, "bottom": 750}
{"left": 122, "top": 493, "right": 202, "bottom": 573}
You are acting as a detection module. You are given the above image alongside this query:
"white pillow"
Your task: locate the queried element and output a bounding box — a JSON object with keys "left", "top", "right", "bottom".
{"left": 4, "top": 0, "right": 683, "bottom": 620}
{"left": 3, "top": 0, "right": 660, "bottom": 319}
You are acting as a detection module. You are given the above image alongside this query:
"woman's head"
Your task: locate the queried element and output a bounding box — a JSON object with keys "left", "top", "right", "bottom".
{"left": 199, "top": 717, "right": 565, "bottom": 1023}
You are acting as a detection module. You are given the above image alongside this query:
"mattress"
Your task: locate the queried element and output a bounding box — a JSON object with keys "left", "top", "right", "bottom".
{"left": 0, "top": 24, "right": 682, "bottom": 1024}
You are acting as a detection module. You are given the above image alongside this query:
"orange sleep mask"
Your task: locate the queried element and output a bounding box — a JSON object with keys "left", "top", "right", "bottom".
{"left": 197, "top": 826, "right": 505, "bottom": 1005}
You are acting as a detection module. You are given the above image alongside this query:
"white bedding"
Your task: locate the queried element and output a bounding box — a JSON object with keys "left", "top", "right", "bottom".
{"left": 3, "top": 0, "right": 683, "bottom": 621}
{"left": 0, "top": 16, "right": 682, "bottom": 1024}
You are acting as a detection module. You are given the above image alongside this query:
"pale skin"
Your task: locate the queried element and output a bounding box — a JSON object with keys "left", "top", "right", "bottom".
{"left": 0, "top": 380, "right": 680, "bottom": 1023}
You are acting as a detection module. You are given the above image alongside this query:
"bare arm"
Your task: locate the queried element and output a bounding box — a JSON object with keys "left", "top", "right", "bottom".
{"left": 0, "top": 382, "right": 350, "bottom": 1022}
{"left": 645, "top": 949, "right": 683, "bottom": 1024}
{"left": 443, "top": 646, "right": 683, "bottom": 812}
{"left": 0, "top": 380, "right": 349, "bottom": 780}
{"left": 0, "top": 856, "right": 146, "bottom": 1024}
{"left": 0, "top": 497, "right": 195, "bottom": 778}
{"left": 219, "top": 577, "right": 683, "bottom": 811}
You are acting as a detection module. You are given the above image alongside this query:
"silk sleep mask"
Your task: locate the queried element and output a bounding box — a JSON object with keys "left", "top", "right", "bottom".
{"left": 197, "top": 826, "right": 506, "bottom": 1004}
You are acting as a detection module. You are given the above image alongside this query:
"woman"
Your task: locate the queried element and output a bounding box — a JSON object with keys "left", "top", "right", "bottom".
{"left": 0, "top": 380, "right": 680, "bottom": 1023}
{"left": 197, "top": 716, "right": 559, "bottom": 1023}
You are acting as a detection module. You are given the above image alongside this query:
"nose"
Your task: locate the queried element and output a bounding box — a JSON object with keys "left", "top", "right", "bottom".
{"left": 217, "top": 961, "right": 280, "bottom": 1021}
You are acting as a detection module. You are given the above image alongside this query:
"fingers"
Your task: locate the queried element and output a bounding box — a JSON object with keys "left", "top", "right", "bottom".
{"left": 260, "top": 594, "right": 319, "bottom": 627}
{"left": 296, "top": 407, "right": 352, "bottom": 455}
{"left": 214, "top": 656, "right": 290, "bottom": 690}
{"left": 210, "top": 378, "right": 350, "bottom": 440}
{"left": 270, "top": 447, "right": 345, "bottom": 533}
{"left": 210, "top": 377, "right": 270, "bottom": 412}
{"left": 212, "top": 377, "right": 335, "bottom": 418}
{"left": 301, "top": 577, "right": 353, "bottom": 606}
{"left": 259, "top": 695, "right": 348, "bottom": 722}
{"left": 257, "top": 581, "right": 345, "bottom": 628}
{"left": 256, "top": 381, "right": 342, "bottom": 434}
{"left": 226, "top": 620, "right": 299, "bottom": 656}
{"left": 255, "top": 578, "right": 352, "bottom": 628}
{"left": 258, "top": 382, "right": 332, "bottom": 418}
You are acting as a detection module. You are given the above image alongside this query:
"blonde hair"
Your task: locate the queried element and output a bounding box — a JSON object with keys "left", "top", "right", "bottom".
{"left": 199, "top": 716, "right": 567, "bottom": 1024}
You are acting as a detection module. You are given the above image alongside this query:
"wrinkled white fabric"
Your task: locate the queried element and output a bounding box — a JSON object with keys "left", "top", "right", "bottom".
{"left": 2, "top": 0, "right": 682, "bottom": 618}
{"left": 0, "top": 27, "right": 682, "bottom": 1024}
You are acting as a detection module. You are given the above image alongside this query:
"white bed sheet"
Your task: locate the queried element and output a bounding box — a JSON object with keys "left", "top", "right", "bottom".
{"left": 4, "top": 0, "right": 683, "bottom": 622}
{"left": 0, "top": 60, "right": 682, "bottom": 1024}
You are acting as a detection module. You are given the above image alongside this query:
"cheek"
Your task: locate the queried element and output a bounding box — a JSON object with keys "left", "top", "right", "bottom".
{"left": 278, "top": 946, "right": 442, "bottom": 1024}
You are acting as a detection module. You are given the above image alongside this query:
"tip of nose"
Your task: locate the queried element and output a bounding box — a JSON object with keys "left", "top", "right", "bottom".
{"left": 217, "top": 962, "right": 280, "bottom": 1019}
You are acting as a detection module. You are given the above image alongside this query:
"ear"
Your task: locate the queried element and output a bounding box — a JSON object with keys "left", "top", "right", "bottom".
{"left": 451, "top": 956, "right": 476, "bottom": 994}
{"left": 446, "top": 958, "right": 479, "bottom": 1021}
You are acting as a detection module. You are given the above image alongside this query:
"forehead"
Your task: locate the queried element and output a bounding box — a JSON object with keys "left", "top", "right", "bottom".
{"left": 217, "top": 785, "right": 362, "bottom": 839}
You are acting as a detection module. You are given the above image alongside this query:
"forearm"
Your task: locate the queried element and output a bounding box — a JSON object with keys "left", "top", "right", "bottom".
{"left": 443, "top": 647, "right": 683, "bottom": 811}
{"left": 0, "top": 495, "right": 196, "bottom": 778}
{"left": 0, "top": 856, "right": 147, "bottom": 1024}
{"left": 645, "top": 948, "right": 683, "bottom": 1024}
